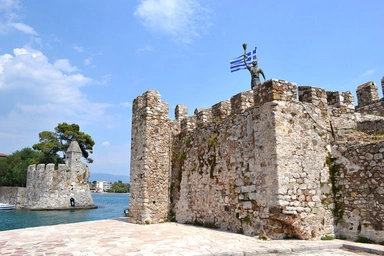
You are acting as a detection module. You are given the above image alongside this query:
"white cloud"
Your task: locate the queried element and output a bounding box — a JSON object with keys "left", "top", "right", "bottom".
{"left": 0, "top": 48, "right": 113, "bottom": 137}
{"left": 102, "top": 141, "right": 110, "bottom": 147}
{"left": 0, "top": 0, "right": 38, "bottom": 35}
{"left": 73, "top": 45, "right": 84, "bottom": 53}
{"left": 84, "top": 57, "right": 93, "bottom": 66}
{"left": 8, "top": 22, "right": 38, "bottom": 35}
{"left": 134, "top": 0, "right": 213, "bottom": 44}
{"left": 120, "top": 102, "right": 132, "bottom": 108}
{"left": 136, "top": 45, "right": 154, "bottom": 54}
{"left": 362, "top": 69, "right": 375, "bottom": 76}
{"left": 53, "top": 59, "right": 78, "bottom": 73}
{"left": 98, "top": 74, "right": 111, "bottom": 85}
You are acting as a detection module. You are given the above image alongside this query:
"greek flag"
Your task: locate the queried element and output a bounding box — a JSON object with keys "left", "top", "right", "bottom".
{"left": 230, "top": 48, "right": 257, "bottom": 72}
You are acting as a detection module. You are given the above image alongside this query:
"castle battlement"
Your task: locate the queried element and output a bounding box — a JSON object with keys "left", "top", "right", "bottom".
{"left": 212, "top": 99, "right": 231, "bottom": 120}
{"left": 24, "top": 141, "right": 94, "bottom": 210}
{"left": 133, "top": 79, "right": 364, "bottom": 132}
{"left": 130, "top": 76, "right": 384, "bottom": 242}
{"left": 132, "top": 90, "right": 169, "bottom": 118}
{"left": 357, "top": 81, "right": 380, "bottom": 107}
{"left": 230, "top": 90, "right": 254, "bottom": 114}
{"left": 254, "top": 79, "right": 297, "bottom": 106}
{"left": 298, "top": 86, "right": 327, "bottom": 108}
{"left": 355, "top": 77, "right": 384, "bottom": 117}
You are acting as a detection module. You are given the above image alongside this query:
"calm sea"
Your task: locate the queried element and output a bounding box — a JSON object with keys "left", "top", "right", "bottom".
{"left": 0, "top": 193, "right": 129, "bottom": 232}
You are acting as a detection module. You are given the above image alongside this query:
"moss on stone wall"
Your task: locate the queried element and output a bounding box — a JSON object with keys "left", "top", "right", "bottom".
{"left": 326, "top": 154, "right": 343, "bottom": 220}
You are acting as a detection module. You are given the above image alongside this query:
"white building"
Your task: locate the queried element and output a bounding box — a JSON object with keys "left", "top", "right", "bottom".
{"left": 96, "top": 180, "right": 112, "bottom": 192}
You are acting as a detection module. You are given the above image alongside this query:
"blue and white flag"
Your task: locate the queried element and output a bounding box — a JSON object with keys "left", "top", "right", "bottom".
{"left": 230, "top": 48, "right": 257, "bottom": 72}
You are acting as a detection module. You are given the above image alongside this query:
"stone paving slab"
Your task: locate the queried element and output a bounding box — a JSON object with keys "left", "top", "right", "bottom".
{"left": 0, "top": 218, "right": 383, "bottom": 255}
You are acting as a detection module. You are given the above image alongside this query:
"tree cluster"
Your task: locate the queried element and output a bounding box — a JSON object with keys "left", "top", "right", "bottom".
{"left": 0, "top": 122, "right": 95, "bottom": 187}
{"left": 0, "top": 148, "right": 41, "bottom": 187}
{"left": 33, "top": 123, "right": 95, "bottom": 164}
{"left": 106, "top": 180, "right": 130, "bottom": 193}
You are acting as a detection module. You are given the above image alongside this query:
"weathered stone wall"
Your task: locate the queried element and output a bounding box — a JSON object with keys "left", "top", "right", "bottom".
{"left": 0, "top": 186, "right": 25, "bottom": 208}
{"left": 273, "top": 85, "right": 335, "bottom": 239}
{"left": 327, "top": 91, "right": 357, "bottom": 129}
{"left": 357, "top": 119, "right": 384, "bottom": 134}
{"left": 23, "top": 141, "right": 94, "bottom": 209}
{"left": 130, "top": 76, "right": 384, "bottom": 241}
{"left": 168, "top": 80, "right": 342, "bottom": 239}
{"left": 129, "top": 90, "right": 171, "bottom": 224}
{"left": 356, "top": 80, "right": 384, "bottom": 117}
{"left": 356, "top": 99, "right": 384, "bottom": 117}
{"left": 331, "top": 139, "right": 384, "bottom": 243}
{"left": 173, "top": 88, "right": 284, "bottom": 238}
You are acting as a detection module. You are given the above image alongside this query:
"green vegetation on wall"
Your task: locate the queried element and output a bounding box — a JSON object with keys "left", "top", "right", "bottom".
{"left": 326, "top": 154, "right": 343, "bottom": 219}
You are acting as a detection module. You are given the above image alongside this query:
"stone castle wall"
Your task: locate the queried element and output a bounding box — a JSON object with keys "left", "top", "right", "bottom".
{"left": 130, "top": 76, "right": 384, "bottom": 241}
{"left": 0, "top": 186, "right": 25, "bottom": 207}
{"left": 332, "top": 139, "right": 384, "bottom": 242}
{"left": 355, "top": 79, "right": 384, "bottom": 117}
{"left": 23, "top": 141, "right": 94, "bottom": 209}
{"left": 169, "top": 80, "right": 341, "bottom": 239}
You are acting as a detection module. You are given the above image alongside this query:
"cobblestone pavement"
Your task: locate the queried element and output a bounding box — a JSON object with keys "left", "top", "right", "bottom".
{"left": 0, "top": 218, "right": 383, "bottom": 255}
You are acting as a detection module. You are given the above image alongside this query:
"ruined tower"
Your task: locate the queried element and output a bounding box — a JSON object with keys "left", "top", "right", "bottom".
{"left": 129, "top": 90, "right": 171, "bottom": 224}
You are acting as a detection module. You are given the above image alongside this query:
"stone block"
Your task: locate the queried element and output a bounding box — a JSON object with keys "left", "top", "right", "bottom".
{"left": 253, "top": 79, "right": 297, "bottom": 107}
{"left": 356, "top": 81, "right": 379, "bottom": 107}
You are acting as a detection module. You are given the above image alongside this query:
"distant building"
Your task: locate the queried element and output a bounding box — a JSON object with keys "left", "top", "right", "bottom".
{"left": 96, "top": 180, "right": 112, "bottom": 192}
{"left": 0, "top": 153, "right": 7, "bottom": 158}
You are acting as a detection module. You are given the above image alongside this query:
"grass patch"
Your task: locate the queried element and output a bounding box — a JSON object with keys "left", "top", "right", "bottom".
{"left": 321, "top": 235, "right": 334, "bottom": 240}
{"left": 355, "top": 236, "right": 375, "bottom": 244}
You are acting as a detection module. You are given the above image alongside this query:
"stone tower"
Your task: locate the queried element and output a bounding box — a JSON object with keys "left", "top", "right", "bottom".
{"left": 129, "top": 90, "right": 171, "bottom": 224}
{"left": 24, "top": 141, "right": 95, "bottom": 209}
{"left": 66, "top": 140, "right": 83, "bottom": 170}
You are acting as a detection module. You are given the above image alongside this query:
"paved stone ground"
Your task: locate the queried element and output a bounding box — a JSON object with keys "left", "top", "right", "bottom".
{"left": 0, "top": 218, "right": 383, "bottom": 255}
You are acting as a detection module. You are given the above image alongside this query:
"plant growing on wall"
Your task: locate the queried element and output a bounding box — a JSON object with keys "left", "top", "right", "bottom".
{"left": 326, "top": 154, "right": 343, "bottom": 220}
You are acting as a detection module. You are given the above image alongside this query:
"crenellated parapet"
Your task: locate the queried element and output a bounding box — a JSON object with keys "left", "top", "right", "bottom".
{"left": 194, "top": 108, "right": 212, "bottom": 126}
{"left": 175, "top": 104, "right": 188, "bottom": 121}
{"left": 130, "top": 76, "right": 384, "bottom": 241}
{"left": 24, "top": 141, "right": 94, "bottom": 210}
{"left": 357, "top": 81, "right": 380, "bottom": 107}
{"left": 212, "top": 100, "right": 231, "bottom": 120}
{"left": 298, "top": 86, "right": 328, "bottom": 109}
{"left": 254, "top": 79, "right": 297, "bottom": 106}
{"left": 355, "top": 79, "right": 384, "bottom": 117}
{"left": 132, "top": 90, "right": 169, "bottom": 119}
{"left": 230, "top": 91, "right": 254, "bottom": 114}
{"left": 326, "top": 90, "right": 356, "bottom": 129}
{"left": 326, "top": 91, "right": 355, "bottom": 111}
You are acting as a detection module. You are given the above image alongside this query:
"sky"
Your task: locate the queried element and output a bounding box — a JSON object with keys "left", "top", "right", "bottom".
{"left": 0, "top": 0, "right": 383, "bottom": 179}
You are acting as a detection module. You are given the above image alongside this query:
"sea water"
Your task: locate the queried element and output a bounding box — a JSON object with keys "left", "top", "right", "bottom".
{"left": 0, "top": 193, "right": 129, "bottom": 231}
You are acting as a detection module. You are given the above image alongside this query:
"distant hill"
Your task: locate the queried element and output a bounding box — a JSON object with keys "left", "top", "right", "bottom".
{"left": 89, "top": 173, "right": 130, "bottom": 183}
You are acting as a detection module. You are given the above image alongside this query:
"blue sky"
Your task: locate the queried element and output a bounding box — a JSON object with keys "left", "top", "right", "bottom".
{"left": 0, "top": 0, "right": 383, "bottom": 178}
